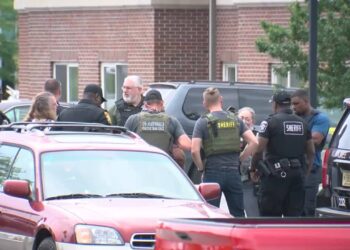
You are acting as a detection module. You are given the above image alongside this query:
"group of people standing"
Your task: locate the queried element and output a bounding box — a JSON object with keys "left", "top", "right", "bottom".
{"left": 21, "top": 76, "right": 329, "bottom": 218}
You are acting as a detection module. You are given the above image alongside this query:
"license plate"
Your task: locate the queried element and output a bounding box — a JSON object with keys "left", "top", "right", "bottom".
{"left": 342, "top": 171, "right": 350, "bottom": 187}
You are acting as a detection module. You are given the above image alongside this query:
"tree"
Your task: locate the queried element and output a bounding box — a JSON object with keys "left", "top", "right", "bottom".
{"left": 256, "top": 0, "right": 350, "bottom": 108}
{"left": 0, "top": 0, "right": 17, "bottom": 99}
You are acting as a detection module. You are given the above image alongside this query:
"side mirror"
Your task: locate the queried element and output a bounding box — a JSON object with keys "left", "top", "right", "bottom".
{"left": 3, "top": 180, "right": 31, "bottom": 199}
{"left": 197, "top": 183, "right": 220, "bottom": 201}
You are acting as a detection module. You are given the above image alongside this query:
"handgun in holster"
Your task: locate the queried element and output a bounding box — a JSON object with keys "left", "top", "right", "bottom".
{"left": 257, "top": 160, "right": 271, "bottom": 177}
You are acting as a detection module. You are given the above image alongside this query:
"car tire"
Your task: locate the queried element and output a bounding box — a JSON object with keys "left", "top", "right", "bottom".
{"left": 37, "top": 237, "right": 56, "bottom": 250}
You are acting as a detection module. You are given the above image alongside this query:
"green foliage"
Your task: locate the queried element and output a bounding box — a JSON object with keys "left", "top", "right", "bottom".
{"left": 0, "top": 0, "right": 17, "bottom": 95}
{"left": 256, "top": 0, "right": 350, "bottom": 108}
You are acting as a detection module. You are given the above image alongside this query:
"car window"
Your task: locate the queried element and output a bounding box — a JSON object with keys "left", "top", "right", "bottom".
{"left": 333, "top": 110, "right": 350, "bottom": 150}
{"left": 8, "top": 148, "right": 35, "bottom": 194}
{"left": 0, "top": 145, "right": 20, "bottom": 190}
{"left": 5, "top": 106, "right": 30, "bottom": 122}
{"left": 237, "top": 88, "right": 274, "bottom": 124}
{"left": 41, "top": 150, "right": 200, "bottom": 200}
{"left": 155, "top": 88, "right": 176, "bottom": 107}
{"left": 183, "top": 88, "right": 239, "bottom": 120}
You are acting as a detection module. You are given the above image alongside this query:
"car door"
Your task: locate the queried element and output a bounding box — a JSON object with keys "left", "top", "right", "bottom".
{"left": 0, "top": 147, "right": 37, "bottom": 250}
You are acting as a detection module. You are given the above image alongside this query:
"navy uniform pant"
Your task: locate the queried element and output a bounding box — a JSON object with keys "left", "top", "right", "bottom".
{"left": 258, "top": 168, "right": 305, "bottom": 217}
{"left": 203, "top": 168, "right": 245, "bottom": 217}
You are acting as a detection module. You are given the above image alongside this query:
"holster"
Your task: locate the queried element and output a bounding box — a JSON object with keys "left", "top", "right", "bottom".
{"left": 257, "top": 160, "right": 271, "bottom": 177}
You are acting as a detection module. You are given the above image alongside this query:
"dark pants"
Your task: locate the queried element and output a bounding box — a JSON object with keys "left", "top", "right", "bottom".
{"left": 203, "top": 168, "right": 244, "bottom": 217}
{"left": 258, "top": 168, "right": 305, "bottom": 217}
{"left": 303, "top": 166, "right": 322, "bottom": 216}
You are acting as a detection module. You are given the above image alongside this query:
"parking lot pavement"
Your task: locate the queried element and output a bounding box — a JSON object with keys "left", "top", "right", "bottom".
{"left": 220, "top": 195, "right": 229, "bottom": 213}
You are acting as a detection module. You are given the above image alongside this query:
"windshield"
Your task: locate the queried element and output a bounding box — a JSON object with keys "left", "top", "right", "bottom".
{"left": 41, "top": 150, "right": 200, "bottom": 200}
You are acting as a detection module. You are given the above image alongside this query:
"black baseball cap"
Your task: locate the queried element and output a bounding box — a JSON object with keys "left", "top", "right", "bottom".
{"left": 84, "top": 84, "right": 107, "bottom": 103}
{"left": 269, "top": 90, "right": 291, "bottom": 105}
{"left": 144, "top": 89, "right": 163, "bottom": 102}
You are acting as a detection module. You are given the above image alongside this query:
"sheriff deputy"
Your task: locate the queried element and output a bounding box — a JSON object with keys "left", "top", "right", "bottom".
{"left": 251, "top": 90, "right": 315, "bottom": 217}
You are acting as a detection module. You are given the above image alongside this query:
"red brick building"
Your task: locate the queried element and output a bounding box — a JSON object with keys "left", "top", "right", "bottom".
{"left": 14, "top": 0, "right": 298, "bottom": 108}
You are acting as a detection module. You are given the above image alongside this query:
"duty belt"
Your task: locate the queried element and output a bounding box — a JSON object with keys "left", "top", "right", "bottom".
{"left": 266, "top": 158, "right": 302, "bottom": 178}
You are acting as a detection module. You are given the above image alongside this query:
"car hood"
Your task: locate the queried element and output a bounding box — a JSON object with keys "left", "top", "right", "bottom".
{"left": 48, "top": 198, "right": 230, "bottom": 241}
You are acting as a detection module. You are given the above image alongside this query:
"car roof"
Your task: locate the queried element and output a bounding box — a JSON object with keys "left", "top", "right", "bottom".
{"left": 0, "top": 123, "right": 163, "bottom": 154}
{"left": 149, "top": 81, "right": 279, "bottom": 89}
{"left": 0, "top": 99, "right": 72, "bottom": 111}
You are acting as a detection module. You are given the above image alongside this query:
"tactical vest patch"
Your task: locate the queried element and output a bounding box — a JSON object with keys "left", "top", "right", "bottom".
{"left": 283, "top": 121, "right": 304, "bottom": 135}
{"left": 141, "top": 121, "right": 166, "bottom": 131}
{"left": 217, "top": 121, "right": 235, "bottom": 129}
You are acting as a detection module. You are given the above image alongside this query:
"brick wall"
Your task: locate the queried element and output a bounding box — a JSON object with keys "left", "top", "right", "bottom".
{"left": 17, "top": 9, "right": 155, "bottom": 99}
{"left": 154, "top": 9, "right": 209, "bottom": 82}
{"left": 217, "top": 5, "right": 290, "bottom": 83}
{"left": 17, "top": 4, "right": 291, "bottom": 99}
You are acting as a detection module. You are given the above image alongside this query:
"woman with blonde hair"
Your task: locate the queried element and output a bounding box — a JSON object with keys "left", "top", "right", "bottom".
{"left": 24, "top": 92, "right": 57, "bottom": 122}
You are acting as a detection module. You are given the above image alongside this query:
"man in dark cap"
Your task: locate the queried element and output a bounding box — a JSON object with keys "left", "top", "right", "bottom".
{"left": 58, "top": 84, "right": 111, "bottom": 125}
{"left": 250, "top": 90, "right": 315, "bottom": 217}
{"left": 125, "top": 89, "right": 191, "bottom": 166}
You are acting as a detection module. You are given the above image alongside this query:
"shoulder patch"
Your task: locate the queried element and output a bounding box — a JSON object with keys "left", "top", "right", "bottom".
{"left": 259, "top": 121, "right": 268, "bottom": 133}
{"left": 104, "top": 111, "right": 112, "bottom": 125}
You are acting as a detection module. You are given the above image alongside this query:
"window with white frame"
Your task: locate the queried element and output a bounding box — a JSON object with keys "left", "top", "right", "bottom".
{"left": 101, "top": 63, "right": 128, "bottom": 110}
{"left": 271, "top": 64, "right": 300, "bottom": 88}
{"left": 222, "top": 63, "right": 237, "bottom": 82}
{"left": 54, "top": 63, "right": 78, "bottom": 103}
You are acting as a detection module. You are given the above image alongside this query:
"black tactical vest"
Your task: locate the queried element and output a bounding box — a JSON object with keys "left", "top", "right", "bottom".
{"left": 203, "top": 111, "right": 240, "bottom": 157}
{"left": 115, "top": 98, "right": 143, "bottom": 126}
{"left": 137, "top": 112, "right": 173, "bottom": 153}
{"left": 266, "top": 111, "right": 308, "bottom": 161}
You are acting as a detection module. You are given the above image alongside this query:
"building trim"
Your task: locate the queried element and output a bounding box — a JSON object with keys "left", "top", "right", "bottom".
{"left": 14, "top": 0, "right": 209, "bottom": 11}
{"left": 14, "top": 0, "right": 301, "bottom": 11}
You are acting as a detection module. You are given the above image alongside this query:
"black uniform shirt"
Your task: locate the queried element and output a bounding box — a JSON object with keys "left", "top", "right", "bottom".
{"left": 259, "top": 108, "right": 311, "bottom": 161}
{"left": 58, "top": 99, "right": 110, "bottom": 125}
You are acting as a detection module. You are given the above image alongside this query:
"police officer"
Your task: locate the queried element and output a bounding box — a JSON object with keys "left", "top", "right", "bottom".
{"left": 125, "top": 89, "right": 191, "bottom": 161}
{"left": 58, "top": 84, "right": 111, "bottom": 126}
{"left": 251, "top": 90, "right": 315, "bottom": 217}
{"left": 108, "top": 75, "right": 144, "bottom": 126}
{"left": 191, "top": 87, "right": 258, "bottom": 217}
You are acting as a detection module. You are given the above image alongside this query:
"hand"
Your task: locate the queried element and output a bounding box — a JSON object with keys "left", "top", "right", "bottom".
{"left": 250, "top": 170, "right": 260, "bottom": 183}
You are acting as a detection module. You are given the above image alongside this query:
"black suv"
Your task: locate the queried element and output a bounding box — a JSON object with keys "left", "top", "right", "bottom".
{"left": 316, "top": 98, "right": 350, "bottom": 217}
{"left": 150, "top": 81, "right": 294, "bottom": 183}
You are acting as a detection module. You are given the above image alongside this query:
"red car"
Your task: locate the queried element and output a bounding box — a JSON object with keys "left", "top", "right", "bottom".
{"left": 155, "top": 217, "right": 350, "bottom": 250}
{"left": 0, "top": 123, "right": 230, "bottom": 250}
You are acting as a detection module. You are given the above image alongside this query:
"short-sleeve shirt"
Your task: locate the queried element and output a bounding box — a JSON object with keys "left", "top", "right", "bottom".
{"left": 192, "top": 110, "right": 248, "bottom": 170}
{"left": 302, "top": 111, "right": 330, "bottom": 167}
{"left": 125, "top": 111, "right": 186, "bottom": 141}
